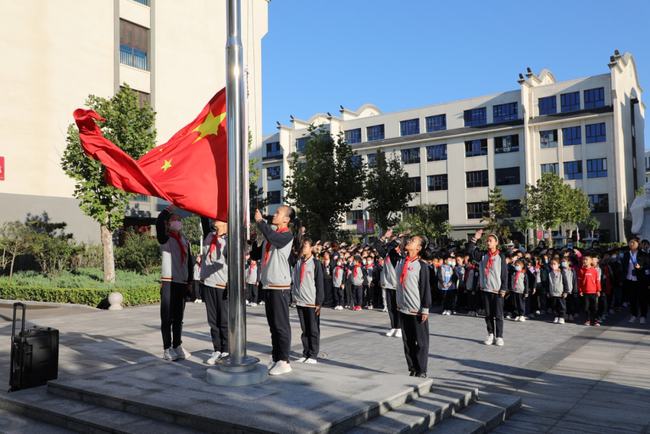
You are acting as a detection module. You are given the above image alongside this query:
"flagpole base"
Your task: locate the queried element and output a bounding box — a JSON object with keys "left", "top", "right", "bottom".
{"left": 206, "top": 356, "right": 267, "bottom": 387}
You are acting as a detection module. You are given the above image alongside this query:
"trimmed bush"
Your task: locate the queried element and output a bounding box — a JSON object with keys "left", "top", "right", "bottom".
{"left": 0, "top": 285, "right": 160, "bottom": 308}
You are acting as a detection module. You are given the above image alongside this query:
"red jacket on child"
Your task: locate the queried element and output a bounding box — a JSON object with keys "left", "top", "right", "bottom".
{"left": 579, "top": 267, "right": 601, "bottom": 295}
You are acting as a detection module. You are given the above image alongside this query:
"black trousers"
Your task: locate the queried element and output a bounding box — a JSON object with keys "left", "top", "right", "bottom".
{"left": 297, "top": 306, "right": 320, "bottom": 358}
{"left": 323, "top": 278, "right": 334, "bottom": 307}
{"left": 441, "top": 289, "right": 457, "bottom": 311}
{"left": 334, "top": 286, "right": 344, "bottom": 306}
{"left": 352, "top": 285, "right": 363, "bottom": 307}
{"left": 513, "top": 293, "right": 525, "bottom": 316}
{"left": 627, "top": 279, "right": 648, "bottom": 318}
{"left": 385, "top": 288, "right": 401, "bottom": 329}
{"left": 566, "top": 293, "right": 579, "bottom": 316}
{"left": 344, "top": 282, "right": 353, "bottom": 306}
{"left": 550, "top": 296, "right": 566, "bottom": 318}
{"left": 265, "top": 289, "right": 291, "bottom": 362}
{"left": 583, "top": 294, "right": 598, "bottom": 323}
{"left": 192, "top": 280, "right": 202, "bottom": 301}
{"left": 482, "top": 292, "right": 504, "bottom": 338}
{"left": 246, "top": 283, "right": 258, "bottom": 303}
{"left": 203, "top": 284, "right": 228, "bottom": 352}
{"left": 400, "top": 312, "right": 429, "bottom": 375}
{"left": 160, "top": 282, "right": 186, "bottom": 349}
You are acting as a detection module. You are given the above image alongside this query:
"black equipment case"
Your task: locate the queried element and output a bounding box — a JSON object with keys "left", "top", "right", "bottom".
{"left": 9, "top": 302, "right": 59, "bottom": 391}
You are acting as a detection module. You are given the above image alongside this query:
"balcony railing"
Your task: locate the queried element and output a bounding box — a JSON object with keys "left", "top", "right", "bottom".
{"left": 120, "top": 45, "right": 149, "bottom": 70}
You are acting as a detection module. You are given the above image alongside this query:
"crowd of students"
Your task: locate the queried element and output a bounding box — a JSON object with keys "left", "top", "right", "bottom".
{"left": 154, "top": 204, "right": 650, "bottom": 379}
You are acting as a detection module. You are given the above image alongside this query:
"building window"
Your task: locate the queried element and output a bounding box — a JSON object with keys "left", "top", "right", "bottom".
{"left": 367, "top": 124, "right": 385, "bottom": 141}
{"left": 540, "top": 129, "right": 558, "bottom": 148}
{"left": 506, "top": 200, "right": 522, "bottom": 217}
{"left": 350, "top": 155, "right": 362, "bottom": 169}
{"left": 541, "top": 163, "right": 559, "bottom": 175}
{"left": 586, "top": 122, "right": 606, "bottom": 143}
{"left": 346, "top": 210, "right": 364, "bottom": 225}
{"left": 564, "top": 160, "right": 583, "bottom": 180}
{"left": 466, "top": 170, "right": 489, "bottom": 188}
{"left": 588, "top": 194, "right": 609, "bottom": 213}
{"left": 465, "top": 139, "right": 488, "bottom": 157}
{"left": 119, "top": 20, "right": 149, "bottom": 70}
{"left": 367, "top": 153, "right": 377, "bottom": 168}
{"left": 586, "top": 158, "right": 607, "bottom": 178}
{"left": 435, "top": 204, "right": 449, "bottom": 219}
{"left": 560, "top": 91, "right": 580, "bottom": 113}
{"left": 495, "top": 167, "right": 520, "bottom": 186}
{"left": 400, "top": 119, "right": 420, "bottom": 136}
{"left": 267, "top": 190, "right": 281, "bottom": 204}
{"left": 408, "top": 176, "right": 421, "bottom": 193}
{"left": 538, "top": 96, "right": 557, "bottom": 115}
{"left": 401, "top": 148, "right": 420, "bottom": 165}
{"left": 265, "top": 141, "right": 282, "bottom": 158}
{"left": 584, "top": 87, "right": 605, "bottom": 109}
{"left": 132, "top": 0, "right": 150, "bottom": 5}
{"left": 425, "top": 114, "right": 446, "bottom": 132}
{"left": 464, "top": 107, "right": 487, "bottom": 127}
{"left": 133, "top": 194, "right": 149, "bottom": 202}
{"left": 267, "top": 166, "right": 281, "bottom": 181}
{"left": 494, "top": 134, "right": 519, "bottom": 153}
{"left": 426, "top": 144, "right": 447, "bottom": 161}
{"left": 493, "top": 102, "right": 518, "bottom": 123}
{"left": 296, "top": 137, "right": 309, "bottom": 153}
{"left": 344, "top": 128, "right": 361, "bottom": 144}
{"left": 427, "top": 174, "right": 448, "bottom": 191}
{"left": 467, "top": 202, "right": 489, "bottom": 219}
{"left": 562, "top": 126, "right": 581, "bottom": 146}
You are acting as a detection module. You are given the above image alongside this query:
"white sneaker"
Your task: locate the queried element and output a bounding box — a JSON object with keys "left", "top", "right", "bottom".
{"left": 303, "top": 358, "right": 318, "bottom": 364}
{"left": 535, "top": 310, "right": 541, "bottom": 315}
{"left": 268, "top": 360, "right": 292, "bottom": 376}
{"left": 641, "top": 317, "right": 647, "bottom": 325}
{"left": 268, "top": 355, "right": 275, "bottom": 369}
{"left": 629, "top": 316, "right": 638, "bottom": 323}
{"left": 553, "top": 317, "right": 559, "bottom": 324}
{"left": 206, "top": 351, "right": 222, "bottom": 365}
{"left": 382, "top": 308, "right": 388, "bottom": 313}
{"left": 514, "top": 316, "right": 521, "bottom": 322}
{"left": 250, "top": 302, "right": 258, "bottom": 307}
{"left": 259, "top": 301, "right": 265, "bottom": 306}
{"left": 219, "top": 352, "right": 229, "bottom": 360}
{"left": 559, "top": 318, "right": 565, "bottom": 324}
{"left": 394, "top": 329, "right": 402, "bottom": 338}
{"left": 520, "top": 316, "right": 527, "bottom": 322}
{"left": 173, "top": 345, "right": 190, "bottom": 360}
{"left": 495, "top": 337, "right": 505, "bottom": 347}
{"left": 484, "top": 334, "right": 495, "bottom": 345}
{"left": 385, "top": 328, "right": 396, "bottom": 337}
{"left": 163, "top": 348, "right": 176, "bottom": 361}
{"left": 296, "top": 357, "right": 307, "bottom": 363}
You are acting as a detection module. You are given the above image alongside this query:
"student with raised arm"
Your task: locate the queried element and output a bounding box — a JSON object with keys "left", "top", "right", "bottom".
{"left": 375, "top": 228, "right": 404, "bottom": 338}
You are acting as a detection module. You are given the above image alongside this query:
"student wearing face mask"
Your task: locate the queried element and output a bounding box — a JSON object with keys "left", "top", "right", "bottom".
{"left": 562, "top": 256, "right": 579, "bottom": 322}
{"left": 155, "top": 206, "right": 193, "bottom": 361}
{"left": 333, "top": 258, "right": 345, "bottom": 310}
{"left": 438, "top": 254, "right": 459, "bottom": 316}
{"left": 509, "top": 259, "right": 529, "bottom": 322}
{"left": 547, "top": 258, "right": 570, "bottom": 324}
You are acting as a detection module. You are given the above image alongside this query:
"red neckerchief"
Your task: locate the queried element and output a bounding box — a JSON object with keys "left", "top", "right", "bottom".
{"left": 353, "top": 264, "right": 361, "bottom": 278}
{"left": 514, "top": 269, "right": 523, "bottom": 287}
{"left": 300, "top": 257, "right": 311, "bottom": 286}
{"left": 168, "top": 231, "right": 187, "bottom": 264}
{"left": 400, "top": 256, "right": 417, "bottom": 286}
{"left": 484, "top": 249, "right": 500, "bottom": 278}
{"left": 335, "top": 265, "right": 342, "bottom": 278}
{"left": 208, "top": 233, "right": 222, "bottom": 257}
{"left": 263, "top": 227, "right": 290, "bottom": 266}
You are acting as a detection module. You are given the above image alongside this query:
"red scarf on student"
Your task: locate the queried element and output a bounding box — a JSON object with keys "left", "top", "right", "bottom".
{"left": 513, "top": 269, "right": 523, "bottom": 288}
{"left": 300, "top": 257, "right": 311, "bottom": 286}
{"left": 263, "top": 227, "right": 290, "bottom": 266}
{"left": 484, "top": 249, "right": 500, "bottom": 279}
{"left": 400, "top": 256, "right": 416, "bottom": 286}
{"left": 208, "top": 233, "right": 222, "bottom": 257}
{"left": 168, "top": 231, "right": 187, "bottom": 264}
{"left": 353, "top": 264, "right": 361, "bottom": 278}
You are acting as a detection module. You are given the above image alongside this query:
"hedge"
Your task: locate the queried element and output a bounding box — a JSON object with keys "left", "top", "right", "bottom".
{"left": 0, "top": 285, "right": 160, "bottom": 308}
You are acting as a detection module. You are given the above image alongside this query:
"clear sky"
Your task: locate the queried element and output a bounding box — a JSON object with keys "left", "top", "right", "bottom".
{"left": 261, "top": 0, "right": 649, "bottom": 147}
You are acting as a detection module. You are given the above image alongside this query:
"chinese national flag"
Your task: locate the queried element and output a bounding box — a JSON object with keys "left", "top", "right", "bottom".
{"left": 73, "top": 88, "right": 228, "bottom": 221}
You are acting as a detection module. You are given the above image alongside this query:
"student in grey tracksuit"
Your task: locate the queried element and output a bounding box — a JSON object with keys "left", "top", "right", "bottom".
{"left": 251, "top": 206, "right": 295, "bottom": 375}
{"left": 292, "top": 238, "right": 325, "bottom": 361}
{"left": 509, "top": 259, "right": 529, "bottom": 320}
{"left": 245, "top": 259, "right": 259, "bottom": 305}
{"left": 200, "top": 217, "right": 229, "bottom": 359}
{"left": 547, "top": 258, "right": 570, "bottom": 322}
{"left": 396, "top": 235, "right": 431, "bottom": 377}
{"left": 333, "top": 260, "right": 345, "bottom": 308}
{"left": 156, "top": 207, "right": 193, "bottom": 359}
{"left": 468, "top": 230, "right": 509, "bottom": 345}
{"left": 375, "top": 229, "right": 403, "bottom": 335}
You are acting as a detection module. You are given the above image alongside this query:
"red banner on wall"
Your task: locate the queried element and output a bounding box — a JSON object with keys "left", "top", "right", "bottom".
{"left": 0, "top": 157, "right": 4, "bottom": 181}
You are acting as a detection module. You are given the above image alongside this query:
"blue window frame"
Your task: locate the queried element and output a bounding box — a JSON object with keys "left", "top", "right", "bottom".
{"left": 584, "top": 87, "right": 605, "bottom": 109}
{"left": 265, "top": 141, "right": 282, "bottom": 158}
{"left": 587, "top": 158, "right": 607, "bottom": 178}
{"left": 586, "top": 122, "right": 606, "bottom": 143}
{"left": 367, "top": 124, "right": 385, "bottom": 141}
{"left": 267, "top": 166, "right": 281, "bottom": 181}
{"left": 426, "top": 144, "right": 447, "bottom": 161}
{"left": 495, "top": 167, "right": 520, "bottom": 186}
{"left": 467, "top": 202, "right": 489, "bottom": 219}
{"left": 493, "top": 102, "right": 518, "bottom": 123}
{"left": 562, "top": 126, "right": 581, "bottom": 146}
{"left": 120, "top": 44, "right": 149, "bottom": 70}
{"left": 464, "top": 107, "right": 487, "bottom": 127}
{"left": 466, "top": 170, "right": 489, "bottom": 188}
{"left": 538, "top": 96, "right": 557, "bottom": 115}
{"left": 345, "top": 128, "right": 361, "bottom": 144}
{"left": 494, "top": 134, "right": 519, "bottom": 153}
{"left": 367, "top": 153, "right": 377, "bottom": 168}
{"left": 589, "top": 194, "right": 608, "bottom": 213}
{"left": 564, "top": 160, "right": 583, "bottom": 180}
{"left": 465, "top": 139, "right": 487, "bottom": 157}
{"left": 408, "top": 177, "right": 421, "bottom": 193}
{"left": 561, "top": 91, "right": 580, "bottom": 113}
{"left": 400, "top": 118, "right": 420, "bottom": 136}
{"left": 350, "top": 155, "right": 362, "bottom": 169}
{"left": 540, "top": 130, "right": 558, "bottom": 148}
{"left": 427, "top": 174, "right": 448, "bottom": 191}
{"left": 541, "top": 163, "right": 559, "bottom": 175}
{"left": 401, "top": 147, "right": 420, "bottom": 164}
{"left": 295, "top": 137, "right": 309, "bottom": 153}
{"left": 425, "top": 114, "right": 446, "bottom": 132}
{"left": 267, "top": 190, "right": 281, "bottom": 204}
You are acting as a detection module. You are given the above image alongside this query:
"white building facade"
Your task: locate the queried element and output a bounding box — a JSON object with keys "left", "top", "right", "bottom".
{"left": 259, "top": 52, "right": 645, "bottom": 243}
{"left": 0, "top": 0, "right": 268, "bottom": 242}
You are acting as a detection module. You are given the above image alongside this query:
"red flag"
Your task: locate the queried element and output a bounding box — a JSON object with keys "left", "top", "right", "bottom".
{"left": 73, "top": 89, "right": 228, "bottom": 220}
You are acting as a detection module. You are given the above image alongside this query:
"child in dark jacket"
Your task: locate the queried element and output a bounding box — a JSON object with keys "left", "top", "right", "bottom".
{"left": 509, "top": 259, "right": 529, "bottom": 322}
{"left": 438, "top": 254, "right": 459, "bottom": 315}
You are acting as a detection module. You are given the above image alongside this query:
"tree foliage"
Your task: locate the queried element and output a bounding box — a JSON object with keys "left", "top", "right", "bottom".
{"left": 283, "top": 126, "right": 365, "bottom": 240}
{"left": 364, "top": 149, "right": 413, "bottom": 231}
{"left": 482, "top": 187, "right": 513, "bottom": 242}
{"left": 395, "top": 205, "right": 450, "bottom": 245}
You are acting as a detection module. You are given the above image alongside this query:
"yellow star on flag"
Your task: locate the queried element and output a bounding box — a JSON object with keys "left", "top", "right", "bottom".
{"left": 193, "top": 110, "right": 226, "bottom": 143}
{"left": 161, "top": 159, "right": 172, "bottom": 172}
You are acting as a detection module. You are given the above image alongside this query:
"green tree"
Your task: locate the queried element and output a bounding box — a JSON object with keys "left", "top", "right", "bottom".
{"left": 561, "top": 187, "right": 591, "bottom": 241}
{"left": 395, "top": 205, "right": 450, "bottom": 245}
{"left": 364, "top": 149, "right": 413, "bottom": 231}
{"left": 24, "top": 212, "right": 78, "bottom": 276}
{"left": 283, "top": 126, "right": 365, "bottom": 240}
{"left": 61, "top": 85, "right": 156, "bottom": 283}
{"left": 249, "top": 130, "right": 268, "bottom": 219}
{"left": 482, "top": 187, "right": 513, "bottom": 243}
{"left": 0, "top": 221, "right": 31, "bottom": 279}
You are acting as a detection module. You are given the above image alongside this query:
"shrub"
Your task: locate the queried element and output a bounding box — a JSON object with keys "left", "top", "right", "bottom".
{"left": 0, "top": 285, "right": 160, "bottom": 308}
{"left": 115, "top": 229, "right": 160, "bottom": 274}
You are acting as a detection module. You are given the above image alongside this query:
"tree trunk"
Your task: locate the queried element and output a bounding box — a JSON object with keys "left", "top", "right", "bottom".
{"left": 9, "top": 246, "right": 17, "bottom": 280}
{"left": 101, "top": 224, "right": 115, "bottom": 283}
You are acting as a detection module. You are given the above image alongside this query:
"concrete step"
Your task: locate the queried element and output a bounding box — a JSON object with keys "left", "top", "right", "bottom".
{"left": 346, "top": 385, "right": 479, "bottom": 433}
{"left": 0, "top": 406, "right": 74, "bottom": 434}
{"left": 425, "top": 391, "right": 522, "bottom": 433}
{"left": 0, "top": 386, "right": 201, "bottom": 434}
